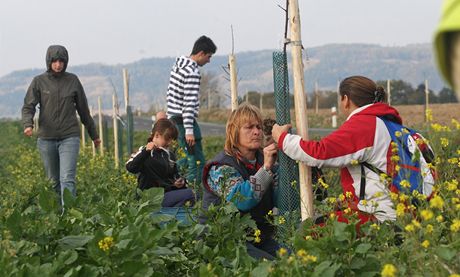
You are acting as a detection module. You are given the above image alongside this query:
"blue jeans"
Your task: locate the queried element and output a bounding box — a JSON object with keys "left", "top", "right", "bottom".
{"left": 37, "top": 136, "right": 80, "bottom": 206}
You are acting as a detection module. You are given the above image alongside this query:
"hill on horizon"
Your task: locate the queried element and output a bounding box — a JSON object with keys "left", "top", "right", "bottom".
{"left": 0, "top": 43, "right": 447, "bottom": 118}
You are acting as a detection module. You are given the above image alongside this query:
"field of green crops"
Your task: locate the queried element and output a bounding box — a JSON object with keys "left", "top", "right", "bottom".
{"left": 0, "top": 117, "right": 459, "bottom": 276}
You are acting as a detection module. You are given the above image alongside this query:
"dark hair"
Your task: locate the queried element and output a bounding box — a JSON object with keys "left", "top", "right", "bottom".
{"left": 191, "top": 35, "right": 217, "bottom": 55}
{"left": 339, "top": 76, "right": 386, "bottom": 107}
{"left": 147, "top": 119, "right": 178, "bottom": 143}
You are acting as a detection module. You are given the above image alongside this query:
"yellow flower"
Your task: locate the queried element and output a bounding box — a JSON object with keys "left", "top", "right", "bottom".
{"left": 370, "top": 223, "right": 380, "bottom": 230}
{"left": 391, "top": 155, "right": 400, "bottom": 162}
{"left": 381, "top": 264, "right": 397, "bottom": 277}
{"left": 440, "top": 137, "right": 449, "bottom": 148}
{"left": 305, "top": 235, "right": 312, "bottom": 240}
{"left": 450, "top": 219, "right": 460, "bottom": 233}
{"left": 98, "top": 236, "right": 114, "bottom": 252}
{"left": 318, "top": 178, "right": 329, "bottom": 189}
{"left": 448, "top": 158, "right": 459, "bottom": 164}
{"left": 196, "top": 160, "right": 201, "bottom": 165}
{"left": 411, "top": 219, "right": 421, "bottom": 228}
{"left": 451, "top": 118, "right": 460, "bottom": 129}
{"left": 400, "top": 180, "right": 411, "bottom": 189}
{"left": 421, "top": 240, "right": 430, "bottom": 248}
{"left": 396, "top": 203, "right": 406, "bottom": 217}
{"left": 436, "top": 215, "right": 444, "bottom": 223}
{"left": 296, "top": 249, "right": 307, "bottom": 257}
{"left": 426, "top": 224, "right": 434, "bottom": 233}
{"left": 373, "top": 191, "right": 384, "bottom": 198}
{"left": 345, "top": 191, "right": 353, "bottom": 199}
{"left": 254, "top": 229, "right": 261, "bottom": 237}
{"left": 430, "top": 195, "right": 445, "bottom": 209}
{"left": 339, "top": 194, "right": 345, "bottom": 201}
{"left": 329, "top": 213, "right": 337, "bottom": 219}
{"left": 420, "top": 209, "right": 434, "bottom": 221}
{"left": 390, "top": 192, "right": 399, "bottom": 201}
{"left": 278, "top": 216, "right": 286, "bottom": 225}
{"left": 278, "top": 247, "right": 288, "bottom": 257}
{"left": 405, "top": 224, "right": 415, "bottom": 232}
{"left": 350, "top": 159, "right": 359, "bottom": 165}
{"left": 254, "top": 236, "right": 261, "bottom": 243}
{"left": 267, "top": 210, "right": 273, "bottom": 216}
{"left": 399, "top": 194, "right": 409, "bottom": 202}
{"left": 344, "top": 207, "right": 352, "bottom": 214}
{"left": 326, "top": 197, "right": 337, "bottom": 204}
{"left": 360, "top": 199, "right": 368, "bottom": 206}
{"left": 447, "top": 180, "right": 458, "bottom": 191}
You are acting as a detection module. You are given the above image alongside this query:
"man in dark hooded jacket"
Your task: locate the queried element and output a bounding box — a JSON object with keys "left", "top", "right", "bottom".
{"left": 21, "top": 45, "right": 100, "bottom": 206}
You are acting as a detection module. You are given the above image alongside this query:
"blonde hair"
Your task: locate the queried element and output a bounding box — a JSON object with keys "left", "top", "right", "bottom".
{"left": 224, "top": 103, "right": 263, "bottom": 157}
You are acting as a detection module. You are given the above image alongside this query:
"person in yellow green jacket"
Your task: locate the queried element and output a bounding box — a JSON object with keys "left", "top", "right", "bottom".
{"left": 434, "top": 0, "right": 460, "bottom": 100}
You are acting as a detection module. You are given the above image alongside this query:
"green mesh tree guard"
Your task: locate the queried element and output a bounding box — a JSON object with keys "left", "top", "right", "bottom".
{"left": 272, "top": 52, "right": 300, "bottom": 216}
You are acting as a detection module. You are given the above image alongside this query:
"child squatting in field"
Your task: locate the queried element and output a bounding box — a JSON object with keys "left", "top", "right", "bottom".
{"left": 126, "top": 118, "right": 195, "bottom": 207}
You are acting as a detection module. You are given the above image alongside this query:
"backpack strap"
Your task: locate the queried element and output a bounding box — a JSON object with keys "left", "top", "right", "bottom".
{"left": 359, "top": 162, "right": 386, "bottom": 200}
{"left": 359, "top": 164, "right": 366, "bottom": 201}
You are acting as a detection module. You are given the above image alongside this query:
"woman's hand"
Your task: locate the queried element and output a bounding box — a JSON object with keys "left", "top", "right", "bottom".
{"left": 174, "top": 177, "right": 186, "bottom": 188}
{"left": 263, "top": 142, "right": 278, "bottom": 171}
{"left": 271, "top": 124, "right": 291, "bottom": 146}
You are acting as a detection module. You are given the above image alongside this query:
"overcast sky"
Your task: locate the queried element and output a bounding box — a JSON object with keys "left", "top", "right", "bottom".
{"left": 0, "top": 0, "right": 442, "bottom": 77}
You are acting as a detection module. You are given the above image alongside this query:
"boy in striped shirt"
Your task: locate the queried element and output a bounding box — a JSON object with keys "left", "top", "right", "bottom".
{"left": 166, "top": 35, "right": 217, "bottom": 189}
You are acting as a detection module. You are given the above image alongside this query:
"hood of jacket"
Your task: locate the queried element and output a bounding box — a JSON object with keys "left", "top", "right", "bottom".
{"left": 46, "top": 45, "right": 69, "bottom": 72}
{"left": 351, "top": 103, "right": 403, "bottom": 125}
{"left": 173, "top": 56, "right": 197, "bottom": 70}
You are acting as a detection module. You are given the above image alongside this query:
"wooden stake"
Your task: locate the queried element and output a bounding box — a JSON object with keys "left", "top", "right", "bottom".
{"left": 113, "top": 93, "right": 119, "bottom": 168}
{"left": 289, "top": 0, "right": 313, "bottom": 220}
{"left": 98, "top": 96, "right": 104, "bottom": 156}
{"left": 123, "top": 68, "right": 129, "bottom": 113}
{"left": 229, "top": 54, "right": 238, "bottom": 111}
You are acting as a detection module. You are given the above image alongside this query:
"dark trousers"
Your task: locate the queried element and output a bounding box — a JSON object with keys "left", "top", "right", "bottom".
{"left": 246, "top": 238, "right": 281, "bottom": 260}
{"left": 162, "top": 188, "right": 195, "bottom": 207}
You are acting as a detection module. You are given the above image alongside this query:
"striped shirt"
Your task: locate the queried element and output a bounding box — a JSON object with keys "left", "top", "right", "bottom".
{"left": 166, "top": 56, "right": 201, "bottom": 135}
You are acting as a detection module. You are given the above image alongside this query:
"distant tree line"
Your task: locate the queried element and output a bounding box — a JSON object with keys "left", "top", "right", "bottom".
{"left": 150, "top": 76, "right": 458, "bottom": 113}
{"left": 237, "top": 80, "right": 458, "bottom": 110}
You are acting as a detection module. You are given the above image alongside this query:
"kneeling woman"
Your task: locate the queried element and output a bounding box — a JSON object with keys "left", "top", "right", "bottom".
{"left": 126, "top": 118, "right": 195, "bottom": 207}
{"left": 202, "top": 104, "right": 280, "bottom": 260}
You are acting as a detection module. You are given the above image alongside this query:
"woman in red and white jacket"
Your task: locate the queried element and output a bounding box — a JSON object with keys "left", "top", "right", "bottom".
{"left": 272, "top": 76, "right": 423, "bottom": 224}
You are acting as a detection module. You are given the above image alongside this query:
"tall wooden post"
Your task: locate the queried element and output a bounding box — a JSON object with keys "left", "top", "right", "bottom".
{"left": 315, "top": 81, "right": 319, "bottom": 114}
{"left": 98, "top": 96, "right": 104, "bottom": 156}
{"left": 229, "top": 55, "right": 238, "bottom": 111}
{"left": 424, "top": 79, "right": 429, "bottom": 123}
{"left": 208, "top": 89, "right": 211, "bottom": 110}
{"left": 387, "top": 79, "right": 391, "bottom": 105}
{"left": 123, "top": 69, "right": 129, "bottom": 113}
{"left": 289, "top": 0, "right": 313, "bottom": 220}
{"left": 123, "top": 68, "right": 133, "bottom": 155}
{"left": 112, "top": 93, "right": 119, "bottom": 168}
